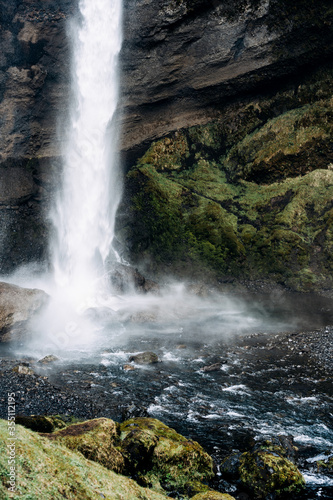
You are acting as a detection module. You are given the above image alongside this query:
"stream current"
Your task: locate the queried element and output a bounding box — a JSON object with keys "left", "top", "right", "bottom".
{"left": 9, "top": 287, "right": 333, "bottom": 499}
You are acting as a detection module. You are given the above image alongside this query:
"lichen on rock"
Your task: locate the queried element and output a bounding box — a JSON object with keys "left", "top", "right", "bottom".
{"left": 119, "top": 417, "right": 214, "bottom": 495}
{"left": 44, "top": 417, "right": 125, "bottom": 474}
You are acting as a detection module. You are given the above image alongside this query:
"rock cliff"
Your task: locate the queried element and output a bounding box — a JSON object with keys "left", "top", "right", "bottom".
{"left": 0, "top": 0, "right": 332, "bottom": 283}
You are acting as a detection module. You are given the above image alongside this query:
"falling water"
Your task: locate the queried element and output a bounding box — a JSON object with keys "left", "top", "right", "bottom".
{"left": 51, "top": 0, "right": 122, "bottom": 305}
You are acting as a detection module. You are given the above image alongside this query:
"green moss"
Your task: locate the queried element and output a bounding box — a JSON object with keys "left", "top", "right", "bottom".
{"left": 44, "top": 418, "right": 125, "bottom": 474}
{"left": 239, "top": 449, "right": 305, "bottom": 498}
{"left": 119, "top": 418, "right": 214, "bottom": 496}
{"left": 15, "top": 415, "right": 67, "bottom": 433}
{"left": 224, "top": 100, "right": 333, "bottom": 183}
{"left": 121, "top": 66, "right": 333, "bottom": 291}
{"left": 0, "top": 420, "right": 169, "bottom": 500}
{"left": 316, "top": 456, "right": 333, "bottom": 474}
{"left": 191, "top": 493, "right": 236, "bottom": 500}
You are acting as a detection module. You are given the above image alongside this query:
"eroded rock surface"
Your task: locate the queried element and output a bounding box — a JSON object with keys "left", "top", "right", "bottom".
{"left": 0, "top": 281, "right": 48, "bottom": 342}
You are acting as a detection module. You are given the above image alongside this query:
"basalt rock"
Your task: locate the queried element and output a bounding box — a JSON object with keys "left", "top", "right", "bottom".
{"left": 119, "top": 417, "right": 214, "bottom": 495}
{"left": 119, "top": 65, "right": 333, "bottom": 292}
{"left": 220, "top": 440, "right": 305, "bottom": 499}
{"left": 1, "top": 0, "right": 333, "bottom": 272}
{"left": 0, "top": 281, "right": 49, "bottom": 342}
{"left": 0, "top": 419, "right": 169, "bottom": 499}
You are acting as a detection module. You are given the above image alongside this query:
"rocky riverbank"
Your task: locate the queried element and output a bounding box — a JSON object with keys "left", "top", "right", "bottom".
{"left": 1, "top": 315, "right": 332, "bottom": 499}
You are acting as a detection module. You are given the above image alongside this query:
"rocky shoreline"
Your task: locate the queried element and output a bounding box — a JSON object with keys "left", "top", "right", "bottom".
{"left": 1, "top": 318, "right": 333, "bottom": 498}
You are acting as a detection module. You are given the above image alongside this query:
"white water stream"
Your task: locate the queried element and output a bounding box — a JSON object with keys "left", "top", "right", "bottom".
{"left": 51, "top": 0, "right": 122, "bottom": 306}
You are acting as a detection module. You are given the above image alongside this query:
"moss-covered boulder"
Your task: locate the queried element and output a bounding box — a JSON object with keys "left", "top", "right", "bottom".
{"left": 119, "top": 66, "right": 333, "bottom": 292}
{"left": 238, "top": 448, "right": 305, "bottom": 498}
{"left": 191, "top": 493, "right": 236, "bottom": 500}
{"left": 0, "top": 419, "right": 169, "bottom": 500}
{"left": 221, "top": 441, "right": 305, "bottom": 499}
{"left": 15, "top": 414, "right": 67, "bottom": 433}
{"left": 119, "top": 417, "right": 214, "bottom": 495}
{"left": 316, "top": 455, "right": 333, "bottom": 474}
{"left": 44, "top": 417, "right": 125, "bottom": 474}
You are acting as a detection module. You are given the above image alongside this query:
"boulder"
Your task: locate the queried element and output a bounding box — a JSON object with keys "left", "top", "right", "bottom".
{"left": 16, "top": 415, "right": 67, "bottom": 433}
{"left": 119, "top": 417, "right": 214, "bottom": 495}
{"left": 109, "top": 263, "right": 160, "bottom": 294}
{"left": 0, "top": 282, "right": 49, "bottom": 342}
{"left": 316, "top": 455, "right": 333, "bottom": 475}
{"left": 13, "top": 365, "right": 35, "bottom": 375}
{"left": 0, "top": 419, "right": 168, "bottom": 499}
{"left": 191, "top": 493, "right": 236, "bottom": 500}
{"left": 44, "top": 418, "right": 125, "bottom": 474}
{"left": 238, "top": 448, "right": 305, "bottom": 498}
{"left": 37, "top": 355, "right": 60, "bottom": 365}
{"left": 129, "top": 352, "right": 159, "bottom": 365}
{"left": 220, "top": 440, "right": 305, "bottom": 498}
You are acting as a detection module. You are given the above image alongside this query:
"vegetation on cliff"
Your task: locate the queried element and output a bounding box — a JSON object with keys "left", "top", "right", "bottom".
{"left": 120, "top": 65, "right": 333, "bottom": 291}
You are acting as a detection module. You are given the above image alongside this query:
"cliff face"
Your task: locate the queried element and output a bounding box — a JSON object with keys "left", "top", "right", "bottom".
{"left": 0, "top": 0, "right": 332, "bottom": 278}
{"left": 0, "top": 0, "right": 75, "bottom": 271}
{"left": 120, "top": 0, "right": 333, "bottom": 153}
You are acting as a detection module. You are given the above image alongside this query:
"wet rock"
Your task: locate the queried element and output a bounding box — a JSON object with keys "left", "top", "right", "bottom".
{"left": 44, "top": 418, "right": 125, "bottom": 474}
{"left": 109, "top": 263, "right": 160, "bottom": 295}
{"left": 220, "top": 452, "right": 242, "bottom": 480}
{"left": 316, "top": 455, "right": 333, "bottom": 475}
{"left": 129, "top": 352, "right": 159, "bottom": 365}
{"left": 220, "top": 439, "right": 305, "bottom": 498}
{"left": 0, "top": 419, "right": 168, "bottom": 499}
{"left": 238, "top": 447, "right": 305, "bottom": 498}
{"left": 129, "top": 311, "right": 159, "bottom": 323}
{"left": 13, "top": 365, "right": 35, "bottom": 375}
{"left": 191, "top": 492, "right": 236, "bottom": 500}
{"left": 0, "top": 282, "right": 49, "bottom": 342}
{"left": 123, "top": 364, "right": 136, "bottom": 371}
{"left": 38, "top": 355, "right": 59, "bottom": 365}
{"left": 201, "top": 363, "right": 224, "bottom": 373}
{"left": 119, "top": 417, "right": 214, "bottom": 495}
{"left": 16, "top": 415, "right": 67, "bottom": 433}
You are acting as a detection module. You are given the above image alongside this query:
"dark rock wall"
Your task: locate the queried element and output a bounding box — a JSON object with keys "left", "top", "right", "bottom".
{"left": 0, "top": 0, "right": 332, "bottom": 277}
{"left": 0, "top": 0, "right": 75, "bottom": 272}
{"left": 120, "top": 0, "right": 333, "bottom": 153}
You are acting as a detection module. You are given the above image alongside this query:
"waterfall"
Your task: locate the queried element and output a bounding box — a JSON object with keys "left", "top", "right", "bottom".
{"left": 51, "top": 0, "right": 122, "bottom": 306}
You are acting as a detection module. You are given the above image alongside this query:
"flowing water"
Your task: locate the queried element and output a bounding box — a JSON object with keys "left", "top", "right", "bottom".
{"left": 1, "top": 0, "right": 333, "bottom": 498}
{"left": 50, "top": 0, "right": 122, "bottom": 305}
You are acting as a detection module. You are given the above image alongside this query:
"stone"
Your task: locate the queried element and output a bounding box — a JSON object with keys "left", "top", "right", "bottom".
{"left": 191, "top": 493, "right": 236, "bottom": 500}
{"left": 129, "top": 352, "right": 159, "bottom": 365}
{"left": 109, "top": 263, "right": 160, "bottom": 294}
{"left": 201, "top": 363, "right": 224, "bottom": 373}
{"left": 44, "top": 418, "right": 125, "bottom": 474}
{"left": 15, "top": 415, "right": 67, "bottom": 433}
{"left": 0, "top": 282, "right": 49, "bottom": 342}
{"left": 119, "top": 417, "right": 214, "bottom": 495}
{"left": 13, "top": 365, "right": 34, "bottom": 375}
{"left": 238, "top": 446, "right": 305, "bottom": 498}
{"left": 0, "top": 419, "right": 169, "bottom": 499}
{"left": 37, "top": 355, "right": 59, "bottom": 364}
{"left": 123, "top": 364, "right": 136, "bottom": 371}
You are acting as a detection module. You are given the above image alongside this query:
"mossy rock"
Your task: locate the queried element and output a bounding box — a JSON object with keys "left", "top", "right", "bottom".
{"left": 224, "top": 100, "right": 333, "bottom": 184}
{"left": 191, "top": 492, "right": 236, "bottom": 500}
{"left": 44, "top": 417, "right": 125, "bottom": 474}
{"left": 121, "top": 67, "right": 333, "bottom": 292}
{"left": 316, "top": 455, "right": 333, "bottom": 474}
{"left": 119, "top": 417, "right": 214, "bottom": 495}
{"left": 238, "top": 448, "right": 305, "bottom": 498}
{"left": 15, "top": 414, "right": 67, "bottom": 433}
{"left": 0, "top": 419, "right": 169, "bottom": 500}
